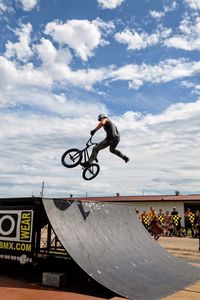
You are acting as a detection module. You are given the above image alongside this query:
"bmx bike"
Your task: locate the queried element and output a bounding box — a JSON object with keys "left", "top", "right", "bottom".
{"left": 61, "top": 137, "right": 100, "bottom": 180}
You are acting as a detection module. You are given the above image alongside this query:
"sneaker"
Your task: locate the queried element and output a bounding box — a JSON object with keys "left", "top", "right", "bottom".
{"left": 80, "top": 161, "right": 91, "bottom": 168}
{"left": 124, "top": 156, "right": 130, "bottom": 163}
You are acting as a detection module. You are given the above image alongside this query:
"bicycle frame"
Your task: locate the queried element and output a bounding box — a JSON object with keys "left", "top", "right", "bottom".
{"left": 61, "top": 136, "right": 100, "bottom": 180}
{"left": 81, "top": 137, "right": 98, "bottom": 163}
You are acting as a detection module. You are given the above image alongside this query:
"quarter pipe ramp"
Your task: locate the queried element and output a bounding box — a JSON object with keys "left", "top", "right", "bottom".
{"left": 43, "top": 199, "right": 200, "bottom": 300}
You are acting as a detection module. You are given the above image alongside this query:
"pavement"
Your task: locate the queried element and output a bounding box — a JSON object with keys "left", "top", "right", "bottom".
{"left": 0, "top": 277, "right": 105, "bottom": 300}
{"left": 0, "top": 236, "right": 199, "bottom": 300}
{"left": 158, "top": 236, "right": 200, "bottom": 262}
{"left": 159, "top": 236, "right": 200, "bottom": 300}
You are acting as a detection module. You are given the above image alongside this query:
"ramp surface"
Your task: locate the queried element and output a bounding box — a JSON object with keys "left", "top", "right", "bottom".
{"left": 43, "top": 199, "right": 200, "bottom": 300}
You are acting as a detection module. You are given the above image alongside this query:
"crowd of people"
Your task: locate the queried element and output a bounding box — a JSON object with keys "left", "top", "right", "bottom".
{"left": 136, "top": 207, "right": 200, "bottom": 240}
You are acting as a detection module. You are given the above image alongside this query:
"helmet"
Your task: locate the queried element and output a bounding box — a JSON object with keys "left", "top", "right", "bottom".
{"left": 98, "top": 113, "right": 108, "bottom": 121}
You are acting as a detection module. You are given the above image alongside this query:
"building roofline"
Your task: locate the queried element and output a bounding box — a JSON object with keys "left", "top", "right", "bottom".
{"left": 1, "top": 194, "right": 200, "bottom": 203}
{"left": 62, "top": 194, "right": 200, "bottom": 202}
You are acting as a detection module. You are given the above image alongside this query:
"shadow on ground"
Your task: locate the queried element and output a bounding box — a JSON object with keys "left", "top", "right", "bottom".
{"left": 0, "top": 257, "right": 117, "bottom": 299}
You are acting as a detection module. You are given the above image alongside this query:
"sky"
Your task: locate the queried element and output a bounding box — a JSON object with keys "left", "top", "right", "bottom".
{"left": 0, "top": 0, "right": 200, "bottom": 198}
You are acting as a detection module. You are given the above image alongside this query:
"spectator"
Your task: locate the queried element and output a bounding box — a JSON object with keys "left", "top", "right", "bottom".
{"left": 149, "top": 207, "right": 155, "bottom": 223}
{"left": 171, "top": 206, "right": 178, "bottom": 217}
{"left": 184, "top": 208, "right": 194, "bottom": 237}
{"left": 164, "top": 211, "right": 172, "bottom": 236}
{"left": 178, "top": 226, "right": 186, "bottom": 237}
{"left": 171, "top": 207, "right": 179, "bottom": 235}
{"left": 149, "top": 208, "right": 164, "bottom": 240}
{"left": 193, "top": 210, "right": 200, "bottom": 238}
{"left": 158, "top": 208, "right": 165, "bottom": 226}
{"left": 168, "top": 220, "right": 176, "bottom": 236}
{"left": 141, "top": 210, "right": 149, "bottom": 231}
{"left": 176, "top": 215, "right": 184, "bottom": 237}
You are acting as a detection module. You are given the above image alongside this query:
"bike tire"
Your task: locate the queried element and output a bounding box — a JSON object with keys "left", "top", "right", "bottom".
{"left": 61, "top": 148, "right": 82, "bottom": 168}
{"left": 82, "top": 163, "right": 100, "bottom": 180}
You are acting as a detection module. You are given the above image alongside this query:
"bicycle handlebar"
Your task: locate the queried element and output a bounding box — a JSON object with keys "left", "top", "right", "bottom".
{"left": 86, "top": 136, "right": 98, "bottom": 147}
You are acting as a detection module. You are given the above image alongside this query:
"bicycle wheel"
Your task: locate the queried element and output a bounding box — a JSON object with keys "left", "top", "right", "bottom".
{"left": 61, "top": 148, "right": 82, "bottom": 168}
{"left": 82, "top": 163, "right": 100, "bottom": 180}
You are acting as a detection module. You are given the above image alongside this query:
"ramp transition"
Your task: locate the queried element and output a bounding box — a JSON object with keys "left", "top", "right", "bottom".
{"left": 43, "top": 199, "right": 200, "bottom": 300}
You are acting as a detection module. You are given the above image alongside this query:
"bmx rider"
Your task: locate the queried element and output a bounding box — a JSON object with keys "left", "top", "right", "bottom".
{"left": 81, "top": 113, "right": 129, "bottom": 168}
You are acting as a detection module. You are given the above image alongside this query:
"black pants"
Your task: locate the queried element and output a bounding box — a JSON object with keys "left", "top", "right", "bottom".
{"left": 185, "top": 220, "right": 194, "bottom": 236}
{"left": 88, "top": 137, "right": 126, "bottom": 163}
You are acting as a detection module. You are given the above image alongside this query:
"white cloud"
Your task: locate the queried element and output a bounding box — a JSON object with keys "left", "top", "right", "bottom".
{"left": 149, "top": 1, "right": 177, "bottom": 20}
{"left": 0, "top": 1, "right": 7, "bottom": 14}
{"left": 1, "top": 99, "right": 200, "bottom": 197}
{"left": 2, "top": 42, "right": 200, "bottom": 92}
{"left": 16, "top": 0, "right": 38, "bottom": 11}
{"left": 0, "top": 88, "right": 108, "bottom": 119}
{"left": 0, "top": 54, "right": 107, "bottom": 92}
{"left": 181, "top": 80, "right": 200, "bottom": 95}
{"left": 0, "top": 103, "right": 109, "bottom": 197}
{"left": 1, "top": 20, "right": 200, "bottom": 94}
{"left": 34, "top": 38, "right": 108, "bottom": 90}
{"left": 164, "top": 1, "right": 177, "bottom": 13}
{"left": 164, "top": 15, "right": 200, "bottom": 51}
{"left": 97, "top": 0, "right": 124, "bottom": 9}
{"left": 44, "top": 19, "right": 114, "bottom": 61}
{"left": 1, "top": 33, "right": 108, "bottom": 92}
{"left": 115, "top": 27, "right": 171, "bottom": 50}
{"left": 109, "top": 59, "right": 200, "bottom": 89}
{"left": 0, "top": 55, "right": 52, "bottom": 90}
{"left": 34, "top": 38, "right": 72, "bottom": 67}
{"left": 0, "top": 1, "right": 15, "bottom": 19}
{"left": 185, "top": 0, "right": 200, "bottom": 10}
{"left": 165, "top": 37, "right": 190, "bottom": 50}
{"left": 5, "top": 23, "right": 33, "bottom": 62}
{"left": 180, "top": 80, "right": 195, "bottom": 88}
{"left": 149, "top": 10, "right": 165, "bottom": 20}
{"left": 4, "top": 20, "right": 200, "bottom": 96}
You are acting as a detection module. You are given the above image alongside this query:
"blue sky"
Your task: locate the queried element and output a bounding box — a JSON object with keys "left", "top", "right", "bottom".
{"left": 0, "top": 0, "right": 200, "bottom": 198}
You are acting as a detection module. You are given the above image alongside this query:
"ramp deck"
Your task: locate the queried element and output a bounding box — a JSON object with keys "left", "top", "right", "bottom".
{"left": 43, "top": 199, "right": 200, "bottom": 300}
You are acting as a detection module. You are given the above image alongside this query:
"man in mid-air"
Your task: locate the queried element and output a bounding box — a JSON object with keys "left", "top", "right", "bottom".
{"left": 81, "top": 113, "right": 129, "bottom": 168}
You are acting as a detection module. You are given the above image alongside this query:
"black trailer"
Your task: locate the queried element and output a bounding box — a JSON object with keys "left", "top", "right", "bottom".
{"left": 0, "top": 197, "right": 67, "bottom": 264}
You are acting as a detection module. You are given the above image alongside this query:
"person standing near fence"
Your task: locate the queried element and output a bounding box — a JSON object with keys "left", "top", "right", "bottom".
{"left": 158, "top": 208, "right": 165, "bottom": 227}
{"left": 194, "top": 210, "right": 200, "bottom": 238}
{"left": 184, "top": 208, "right": 194, "bottom": 237}
{"left": 171, "top": 207, "right": 179, "bottom": 235}
{"left": 149, "top": 208, "right": 164, "bottom": 240}
{"left": 164, "top": 211, "right": 171, "bottom": 236}
{"left": 141, "top": 210, "right": 149, "bottom": 231}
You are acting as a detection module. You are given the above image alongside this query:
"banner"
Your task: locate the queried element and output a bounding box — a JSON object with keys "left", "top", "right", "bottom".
{"left": 0, "top": 209, "right": 34, "bottom": 264}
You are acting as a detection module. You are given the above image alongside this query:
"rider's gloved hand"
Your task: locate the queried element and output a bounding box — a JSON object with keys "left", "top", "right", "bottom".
{"left": 90, "top": 129, "right": 96, "bottom": 136}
